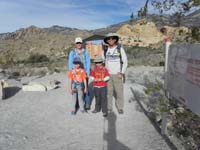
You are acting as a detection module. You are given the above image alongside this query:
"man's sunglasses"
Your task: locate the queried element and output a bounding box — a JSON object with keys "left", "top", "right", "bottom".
{"left": 107, "top": 37, "right": 116, "bottom": 40}
{"left": 95, "top": 62, "right": 102, "bottom": 64}
{"left": 76, "top": 42, "right": 82, "bottom": 44}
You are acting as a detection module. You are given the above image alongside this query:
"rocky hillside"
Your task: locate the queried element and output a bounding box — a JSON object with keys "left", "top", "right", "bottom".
{"left": 0, "top": 26, "right": 91, "bottom": 64}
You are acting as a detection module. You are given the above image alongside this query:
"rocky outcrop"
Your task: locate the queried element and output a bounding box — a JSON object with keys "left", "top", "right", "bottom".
{"left": 161, "top": 26, "right": 191, "bottom": 41}
{"left": 117, "top": 19, "right": 192, "bottom": 47}
{"left": 117, "top": 19, "right": 166, "bottom": 47}
{"left": 14, "top": 26, "right": 45, "bottom": 40}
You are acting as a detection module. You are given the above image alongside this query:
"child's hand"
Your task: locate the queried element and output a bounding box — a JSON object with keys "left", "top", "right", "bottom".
{"left": 69, "top": 88, "right": 72, "bottom": 95}
{"left": 94, "top": 78, "right": 102, "bottom": 82}
{"left": 84, "top": 88, "right": 87, "bottom": 94}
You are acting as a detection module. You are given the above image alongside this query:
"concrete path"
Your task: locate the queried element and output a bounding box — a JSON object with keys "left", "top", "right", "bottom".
{"left": 0, "top": 70, "right": 171, "bottom": 150}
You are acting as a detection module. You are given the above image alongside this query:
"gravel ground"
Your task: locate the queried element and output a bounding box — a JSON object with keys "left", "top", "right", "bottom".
{"left": 0, "top": 67, "right": 171, "bottom": 150}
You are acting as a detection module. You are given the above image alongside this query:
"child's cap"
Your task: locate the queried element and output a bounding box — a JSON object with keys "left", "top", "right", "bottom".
{"left": 73, "top": 57, "right": 81, "bottom": 64}
{"left": 93, "top": 55, "right": 103, "bottom": 63}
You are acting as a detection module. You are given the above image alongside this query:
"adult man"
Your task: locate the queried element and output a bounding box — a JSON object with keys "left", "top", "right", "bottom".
{"left": 103, "top": 33, "right": 128, "bottom": 114}
{"left": 68, "top": 37, "right": 91, "bottom": 109}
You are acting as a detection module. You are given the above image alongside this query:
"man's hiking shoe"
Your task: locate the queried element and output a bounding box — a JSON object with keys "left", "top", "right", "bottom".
{"left": 107, "top": 109, "right": 112, "bottom": 113}
{"left": 81, "top": 110, "right": 86, "bottom": 113}
{"left": 92, "top": 110, "right": 99, "bottom": 113}
{"left": 103, "top": 113, "right": 108, "bottom": 117}
{"left": 118, "top": 109, "right": 124, "bottom": 114}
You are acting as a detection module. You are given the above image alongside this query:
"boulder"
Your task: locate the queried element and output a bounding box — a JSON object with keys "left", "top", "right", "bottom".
{"left": 0, "top": 80, "right": 9, "bottom": 99}
{"left": 22, "top": 83, "right": 46, "bottom": 92}
{"left": 22, "top": 80, "right": 60, "bottom": 92}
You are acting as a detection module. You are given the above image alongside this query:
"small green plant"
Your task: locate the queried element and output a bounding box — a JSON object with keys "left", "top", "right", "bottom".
{"left": 155, "top": 96, "right": 170, "bottom": 114}
{"left": 144, "top": 81, "right": 162, "bottom": 94}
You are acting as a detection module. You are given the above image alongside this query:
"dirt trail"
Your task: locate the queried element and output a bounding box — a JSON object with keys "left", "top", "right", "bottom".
{"left": 0, "top": 67, "right": 171, "bottom": 150}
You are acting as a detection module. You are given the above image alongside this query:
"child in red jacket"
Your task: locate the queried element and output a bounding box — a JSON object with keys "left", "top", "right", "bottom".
{"left": 90, "top": 56, "right": 109, "bottom": 117}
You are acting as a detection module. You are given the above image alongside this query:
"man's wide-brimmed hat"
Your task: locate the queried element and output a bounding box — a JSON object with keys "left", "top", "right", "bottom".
{"left": 93, "top": 55, "right": 103, "bottom": 63}
{"left": 104, "top": 33, "right": 119, "bottom": 44}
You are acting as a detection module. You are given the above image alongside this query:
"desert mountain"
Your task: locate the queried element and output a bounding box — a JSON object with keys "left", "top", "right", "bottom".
{"left": 0, "top": 10, "right": 199, "bottom": 64}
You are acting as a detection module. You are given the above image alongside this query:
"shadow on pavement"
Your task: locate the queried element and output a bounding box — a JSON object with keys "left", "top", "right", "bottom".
{"left": 4, "top": 86, "right": 21, "bottom": 99}
{"left": 103, "top": 112, "right": 131, "bottom": 150}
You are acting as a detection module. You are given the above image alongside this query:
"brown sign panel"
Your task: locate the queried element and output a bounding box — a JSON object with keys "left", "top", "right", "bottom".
{"left": 85, "top": 40, "right": 103, "bottom": 59}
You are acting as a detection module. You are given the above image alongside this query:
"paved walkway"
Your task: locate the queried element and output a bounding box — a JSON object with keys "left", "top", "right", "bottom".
{"left": 0, "top": 71, "right": 171, "bottom": 150}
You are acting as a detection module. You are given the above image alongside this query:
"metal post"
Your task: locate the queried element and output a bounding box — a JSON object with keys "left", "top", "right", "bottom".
{"left": 164, "top": 38, "right": 172, "bottom": 73}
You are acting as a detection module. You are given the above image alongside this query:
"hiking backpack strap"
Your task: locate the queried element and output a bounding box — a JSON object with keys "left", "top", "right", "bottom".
{"left": 103, "top": 44, "right": 123, "bottom": 68}
{"left": 94, "top": 67, "right": 106, "bottom": 80}
{"left": 103, "top": 44, "right": 125, "bottom": 83}
{"left": 72, "top": 69, "right": 84, "bottom": 84}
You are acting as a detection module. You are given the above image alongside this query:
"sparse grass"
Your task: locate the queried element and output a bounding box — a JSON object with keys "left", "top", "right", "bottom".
{"left": 142, "top": 78, "right": 200, "bottom": 149}
{"left": 169, "top": 107, "right": 200, "bottom": 150}
{"left": 144, "top": 80, "right": 162, "bottom": 95}
{"left": 124, "top": 45, "right": 164, "bottom": 66}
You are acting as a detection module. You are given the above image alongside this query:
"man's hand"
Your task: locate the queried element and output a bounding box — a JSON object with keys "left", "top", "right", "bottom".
{"left": 117, "top": 73, "right": 124, "bottom": 78}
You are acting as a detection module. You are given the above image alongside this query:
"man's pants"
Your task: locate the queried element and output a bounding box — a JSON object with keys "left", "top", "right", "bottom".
{"left": 107, "top": 75, "right": 124, "bottom": 111}
{"left": 71, "top": 84, "right": 85, "bottom": 111}
{"left": 94, "top": 86, "right": 107, "bottom": 113}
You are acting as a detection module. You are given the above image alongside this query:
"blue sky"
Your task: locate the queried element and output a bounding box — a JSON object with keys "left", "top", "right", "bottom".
{"left": 0, "top": 0, "right": 199, "bottom": 33}
{"left": 0, "top": 0, "right": 153, "bottom": 33}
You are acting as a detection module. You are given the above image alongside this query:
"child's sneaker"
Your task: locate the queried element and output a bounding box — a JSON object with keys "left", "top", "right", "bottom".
{"left": 103, "top": 112, "right": 107, "bottom": 117}
{"left": 70, "top": 111, "right": 76, "bottom": 115}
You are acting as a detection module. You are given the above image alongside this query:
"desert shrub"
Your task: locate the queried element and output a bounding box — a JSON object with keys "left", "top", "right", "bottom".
{"left": 0, "top": 51, "right": 15, "bottom": 66}
{"left": 159, "top": 61, "right": 165, "bottom": 66}
{"left": 191, "top": 27, "right": 200, "bottom": 41}
{"left": 64, "top": 43, "right": 74, "bottom": 58}
{"left": 26, "top": 53, "right": 49, "bottom": 63}
{"left": 179, "top": 29, "right": 184, "bottom": 35}
{"left": 155, "top": 96, "right": 170, "bottom": 114}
